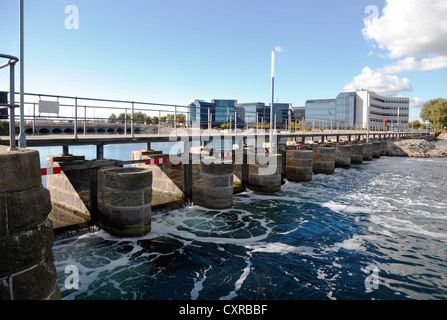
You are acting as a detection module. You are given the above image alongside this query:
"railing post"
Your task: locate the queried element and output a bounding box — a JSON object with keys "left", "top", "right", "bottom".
{"left": 84, "top": 105, "right": 87, "bottom": 135}
{"left": 8, "top": 61, "right": 17, "bottom": 151}
{"left": 124, "top": 108, "right": 127, "bottom": 135}
{"left": 32, "top": 102, "right": 35, "bottom": 136}
{"left": 174, "top": 105, "right": 177, "bottom": 136}
{"left": 158, "top": 110, "right": 161, "bottom": 134}
{"left": 131, "top": 102, "right": 134, "bottom": 138}
{"left": 74, "top": 97, "right": 78, "bottom": 139}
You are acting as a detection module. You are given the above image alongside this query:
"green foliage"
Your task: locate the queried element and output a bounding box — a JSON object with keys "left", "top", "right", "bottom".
{"left": 409, "top": 120, "right": 421, "bottom": 129}
{"left": 0, "top": 121, "right": 19, "bottom": 135}
{"left": 420, "top": 98, "right": 447, "bottom": 130}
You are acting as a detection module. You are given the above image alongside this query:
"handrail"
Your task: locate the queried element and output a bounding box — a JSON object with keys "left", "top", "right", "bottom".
{"left": 0, "top": 54, "right": 19, "bottom": 151}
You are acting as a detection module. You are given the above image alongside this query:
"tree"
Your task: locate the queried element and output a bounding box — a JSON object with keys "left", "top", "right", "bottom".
{"left": 420, "top": 98, "right": 447, "bottom": 130}
{"left": 108, "top": 113, "right": 117, "bottom": 123}
{"left": 409, "top": 120, "right": 421, "bottom": 129}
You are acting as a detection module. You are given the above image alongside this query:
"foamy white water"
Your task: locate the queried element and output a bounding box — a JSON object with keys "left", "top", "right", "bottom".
{"left": 51, "top": 144, "right": 447, "bottom": 300}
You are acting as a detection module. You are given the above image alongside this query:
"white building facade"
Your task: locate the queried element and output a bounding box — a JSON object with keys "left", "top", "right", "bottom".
{"left": 305, "top": 90, "right": 410, "bottom": 130}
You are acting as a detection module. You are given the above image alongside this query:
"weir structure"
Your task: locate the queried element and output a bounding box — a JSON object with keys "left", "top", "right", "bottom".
{"left": 0, "top": 85, "right": 435, "bottom": 299}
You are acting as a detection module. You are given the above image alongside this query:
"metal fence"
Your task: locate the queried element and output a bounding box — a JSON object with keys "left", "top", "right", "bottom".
{"left": 0, "top": 54, "right": 19, "bottom": 150}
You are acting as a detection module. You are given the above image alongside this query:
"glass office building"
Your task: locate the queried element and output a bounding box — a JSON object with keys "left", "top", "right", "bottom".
{"left": 188, "top": 100, "right": 216, "bottom": 127}
{"left": 235, "top": 102, "right": 270, "bottom": 128}
{"left": 273, "top": 103, "right": 292, "bottom": 129}
{"left": 305, "top": 91, "right": 409, "bottom": 129}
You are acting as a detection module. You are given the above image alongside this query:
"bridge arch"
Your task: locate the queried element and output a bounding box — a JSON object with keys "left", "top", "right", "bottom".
{"left": 39, "top": 128, "right": 50, "bottom": 134}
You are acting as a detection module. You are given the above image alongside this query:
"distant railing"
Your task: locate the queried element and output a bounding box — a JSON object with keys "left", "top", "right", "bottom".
{"left": 0, "top": 54, "right": 19, "bottom": 150}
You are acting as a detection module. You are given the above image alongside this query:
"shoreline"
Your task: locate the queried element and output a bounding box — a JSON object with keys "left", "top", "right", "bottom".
{"left": 386, "top": 138, "right": 447, "bottom": 158}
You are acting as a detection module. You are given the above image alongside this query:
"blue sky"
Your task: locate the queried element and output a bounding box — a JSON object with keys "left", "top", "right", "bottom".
{"left": 1, "top": 0, "right": 446, "bottom": 121}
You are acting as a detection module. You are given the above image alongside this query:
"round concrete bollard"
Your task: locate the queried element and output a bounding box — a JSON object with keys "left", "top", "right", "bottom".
{"left": 312, "top": 147, "right": 335, "bottom": 175}
{"left": 0, "top": 146, "right": 60, "bottom": 300}
{"left": 380, "top": 141, "right": 387, "bottom": 156}
{"left": 335, "top": 145, "right": 351, "bottom": 169}
{"left": 247, "top": 153, "right": 282, "bottom": 193}
{"left": 351, "top": 144, "right": 363, "bottom": 164}
{"left": 98, "top": 167, "right": 152, "bottom": 237}
{"left": 363, "top": 143, "right": 373, "bottom": 161}
{"left": 286, "top": 149, "right": 313, "bottom": 182}
{"left": 372, "top": 142, "right": 381, "bottom": 158}
{"left": 192, "top": 159, "right": 234, "bottom": 209}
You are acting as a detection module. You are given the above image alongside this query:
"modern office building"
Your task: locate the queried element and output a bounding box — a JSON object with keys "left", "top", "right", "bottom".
{"left": 235, "top": 102, "right": 270, "bottom": 128}
{"left": 188, "top": 100, "right": 216, "bottom": 127}
{"left": 212, "top": 99, "right": 245, "bottom": 128}
{"left": 272, "top": 103, "right": 292, "bottom": 129}
{"left": 292, "top": 107, "right": 305, "bottom": 123}
{"left": 188, "top": 99, "right": 245, "bottom": 128}
{"left": 189, "top": 99, "right": 294, "bottom": 129}
{"left": 305, "top": 90, "right": 409, "bottom": 129}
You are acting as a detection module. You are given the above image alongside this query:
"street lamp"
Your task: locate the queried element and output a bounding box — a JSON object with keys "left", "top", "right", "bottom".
{"left": 19, "top": 0, "right": 26, "bottom": 147}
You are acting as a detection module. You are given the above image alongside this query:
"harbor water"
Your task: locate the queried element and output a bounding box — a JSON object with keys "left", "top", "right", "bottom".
{"left": 36, "top": 142, "right": 447, "bottom": 300}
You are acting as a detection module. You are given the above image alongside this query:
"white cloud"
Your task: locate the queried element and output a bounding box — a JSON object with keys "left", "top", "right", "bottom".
{"left": 345, "top": 0, "right": 447, "bottom": 100}
{"left": 379, "top": 56, "right": 447, "bottom": 74}
{"left": 363, "top": 0, "right": 447, "bottom": 59}
{"left": 274, "top": 46, "right": 285, "bottom": 53}
{"left": 409, "top": 97, "right": 424, "bottom": 109}
{"left": 344, "top": 67, "right": 412, "bottom": 96}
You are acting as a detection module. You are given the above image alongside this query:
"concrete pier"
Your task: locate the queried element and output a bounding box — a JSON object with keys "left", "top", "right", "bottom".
{"left": 285, "top": 149, "right": 313, "bottom": 182}
{"left": 335, "top": 145, "right": 351, "bottom": 169}
{"left": 312, "top": 147, "right": 335, "bottom": 175}
{"left": 0, "top": 146, "right": 60, "bottom": 300}
{"left": 246, "top": 148, "right": 282, "bottom": 192}
{"left": 97, "top": 167, "right": 152, "bottom": 237}
{"left": 351, "top": 144, "right": 364, "bottom": 164}
{"left": 380, "top": 141, "right": 387, "bottom": 156}
{"left": 192, "top": 157, "right": 234, "bottom": 209}
{"left": 363, "top": 143, "right": 373, "bottom": 161}
{"left": 372, "top": 142, "right": 381, "bottom": 158}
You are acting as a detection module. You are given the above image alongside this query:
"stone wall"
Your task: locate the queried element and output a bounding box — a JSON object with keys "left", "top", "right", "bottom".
{"left": 97, "top": 167, "right": 152, "bottom": 237}
{"left": 132, "top": 150, "right": 185, "bottom": 208}
{"left": 0, "top": 146, "right": 60, "bottom": 300}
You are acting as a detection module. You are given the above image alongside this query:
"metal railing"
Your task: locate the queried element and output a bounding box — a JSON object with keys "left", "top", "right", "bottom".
{"left": 1, "top": 87, "right": 431, "bottom": 145}
{"left": 0, "top": 54, "right": 19, "bottom": 150}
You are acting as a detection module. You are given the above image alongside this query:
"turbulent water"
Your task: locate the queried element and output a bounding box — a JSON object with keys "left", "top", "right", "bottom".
{"left": 50, "top": 142, "right": 447, "bottom": 300}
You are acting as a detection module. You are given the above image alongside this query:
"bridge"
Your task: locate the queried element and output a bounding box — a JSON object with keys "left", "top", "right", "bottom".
{"left": 23, "top": 122, "right": 157, "bottom": 135}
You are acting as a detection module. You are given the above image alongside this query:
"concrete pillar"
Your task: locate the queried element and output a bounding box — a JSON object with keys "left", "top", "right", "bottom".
{"left": 351, "top": 144, "right": 364, "bottom": 164}
{"left": 192, "top": 158, "right": 234, "bottom": 209}
{"left": 312, "top": 147, "right": 335, "bottom": 175}
{"left": 285, "top": 149, "right": 313, "bottom": 182}
{"left": 372, "top": 142, "right": 381, "bottom": 158}
{"left": 0, "top": 146, "right": 60, "bottom": 300}
{"left": 335, "top": 145, "right": 351, "bottom": 169}
{"left": 363, "top": 143, "right": 373, "bottom": 161}
{"left": 97, "top": 167, "right": 152, "bottom": 237}
{"left": 380, "top": 141, "right": 387, "bottom": 156}
{"left": 246, "top": 149, "right": 282, "bottom": 192}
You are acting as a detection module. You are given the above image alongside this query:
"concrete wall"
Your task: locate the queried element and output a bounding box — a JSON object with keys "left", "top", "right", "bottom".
{"left": 0, "top": 146, "right": 60, "bottom": 300}
{"left": 132, "top": 150, "right": 185, "bottom": 208}
{"left": 46, "top": 156, "right": 118, "bottom": 228}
